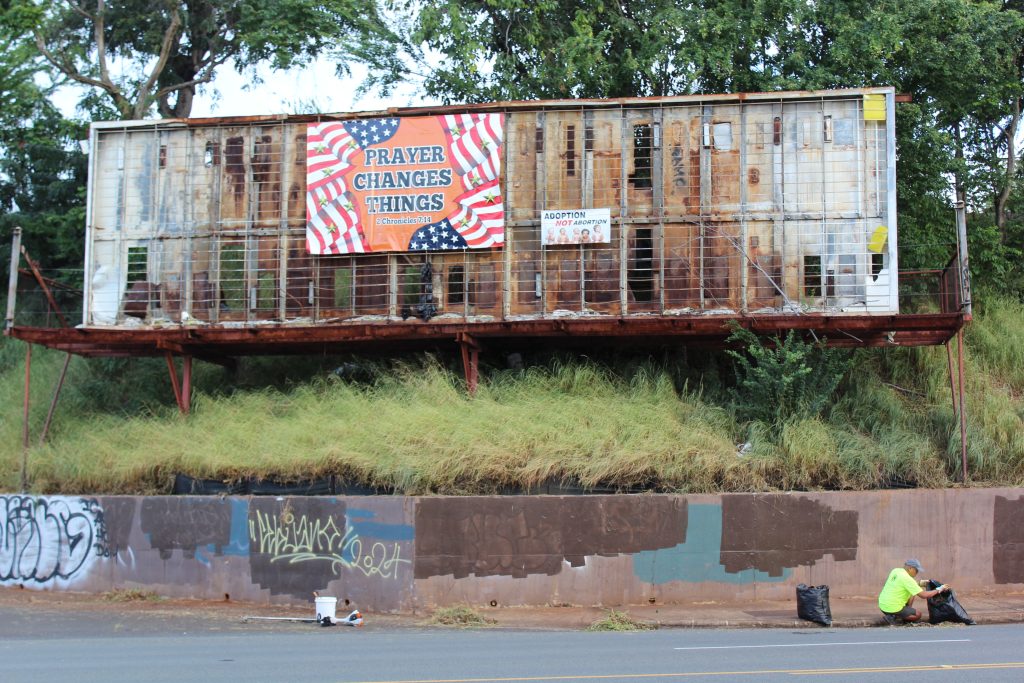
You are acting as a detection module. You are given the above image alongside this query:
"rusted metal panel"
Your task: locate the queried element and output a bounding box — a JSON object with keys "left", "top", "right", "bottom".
{"left": 220, "top": 127, "right": 250, "bottom": 227}
{"left": 468, "top": 253, "right": 501, "bottom": 315}
{"left": 708, "top": 104, "right": 741, "bottom": 216}
{"left": 505, "top": 112, "right": 536, "bottom": 221}
{"left": 661, "top": 106, "right": 700, "bottom": 218}
{"left": 509, "top": 223, "right": 543, "bottom": 315}
{"left": 590, "top": 109, "right": 622, "bottom": 215}
{"left": 583, "top": 242, "right": 619, "bottom": 312}
{"left": 543, "top": 110, "right": 584, "bottom": 210}
{"left": 663, "top": 222, "right": 699, "bottom": 309}
{"left": 626, "top": 225, "right": 659, "bottom": 311}
{"left": 623, "top": 108, "right": 655, "bottom": 216}
{"left": 746, "top": 222, "right": 782, "bottom": 310}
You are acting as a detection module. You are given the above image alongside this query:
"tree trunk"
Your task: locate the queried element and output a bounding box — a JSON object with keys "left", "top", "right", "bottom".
{"left": 995, "top": 95, "right": 1020, "bottom": 243}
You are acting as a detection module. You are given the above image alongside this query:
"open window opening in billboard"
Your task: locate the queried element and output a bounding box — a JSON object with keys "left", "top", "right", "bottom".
{"left": 306, "top": 114, "right": 505, "bottom": 254}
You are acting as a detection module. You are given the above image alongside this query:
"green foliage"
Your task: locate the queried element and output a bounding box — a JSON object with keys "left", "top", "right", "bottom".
{"left": 0, "top": 5, "right": 88, "bottom": 279}
{"left": 24, "top": 0, "right": 392, "bottom": 119}
{"left": 968, "top": 223, "right": 1024, "bottom": 298}
{"left": 358, "top": 0, "right": 1024, "bottom": 275}
{"left": 725, "top": 324, "right": 851, "bottom": 428}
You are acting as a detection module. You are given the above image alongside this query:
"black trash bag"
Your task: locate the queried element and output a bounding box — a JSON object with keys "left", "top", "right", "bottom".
{"left": 796, "top": 583, "right": 832, "bottom": 626}
{"left": 926, "top": 579, "right": 975, "bottom": 625}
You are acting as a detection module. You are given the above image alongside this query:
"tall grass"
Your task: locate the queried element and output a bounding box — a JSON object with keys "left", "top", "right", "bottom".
{"left": 3, "top": 298, "right": 1024, "bottom": 494}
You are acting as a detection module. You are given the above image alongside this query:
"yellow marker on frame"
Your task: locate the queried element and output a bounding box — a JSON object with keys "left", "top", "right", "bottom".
{"left": 864, "top": 93, "right": 886, "bottom": 121}
{"left": 868, "top": 225, "right": 888, "bottom": 253}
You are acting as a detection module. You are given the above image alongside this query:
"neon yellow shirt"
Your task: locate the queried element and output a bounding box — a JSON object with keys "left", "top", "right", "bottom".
{"left": 878, "top": 567, "right": 923, "bottom": 612}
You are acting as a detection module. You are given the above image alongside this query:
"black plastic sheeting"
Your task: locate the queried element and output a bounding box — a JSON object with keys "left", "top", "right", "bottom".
{"left": 172, "top": 473, "right": 391, "bottom": 496}
{"left": 927, "top": 579, "right": 976, "bottom": 625}
{"left": 796, "top": 583, "right": 833, "bottom": 626}
{"left": 172, "top": 473, "right": 649, "bottom": 496}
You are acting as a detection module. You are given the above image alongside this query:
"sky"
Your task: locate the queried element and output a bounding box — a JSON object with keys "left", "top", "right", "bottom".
{"left": 52, "top": 56, "right": 433, "bottom": 120}
{"left": 187, "top": 59, "right": 432, "bottom": 118}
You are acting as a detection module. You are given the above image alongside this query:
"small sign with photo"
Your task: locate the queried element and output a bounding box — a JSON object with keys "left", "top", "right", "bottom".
{"left": 542, "top": 208, "right": 611, "bottom": 245}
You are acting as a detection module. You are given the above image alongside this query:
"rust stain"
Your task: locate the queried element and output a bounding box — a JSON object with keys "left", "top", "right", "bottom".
{"left": 719, "top": 495, "right": 858, "bottom": 577}
{"left": 414, "top": 497, "right": 687, "bottom": 579}
{"left": 993, "top": 495, "right": 1024, "bottom": 583}
{"left": 224, "top": 136, "right": 246, "bottom": 203}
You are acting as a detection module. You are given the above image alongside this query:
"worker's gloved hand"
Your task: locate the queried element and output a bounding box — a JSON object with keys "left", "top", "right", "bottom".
{"left": 936, "top": 584, "right": 948, "bottom": 593}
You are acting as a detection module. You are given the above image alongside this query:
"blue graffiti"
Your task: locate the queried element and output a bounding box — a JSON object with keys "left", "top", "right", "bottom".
{"left": 195, "top": 499, "right": 250, "bottom": 567}
{"left": 633, "top": 504, "right": 790, "bottom": 585}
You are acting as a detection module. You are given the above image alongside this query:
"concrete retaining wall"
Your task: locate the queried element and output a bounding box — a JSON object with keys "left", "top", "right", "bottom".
{"left": 2, "top": 489, "right": 1022, "bottom": 611}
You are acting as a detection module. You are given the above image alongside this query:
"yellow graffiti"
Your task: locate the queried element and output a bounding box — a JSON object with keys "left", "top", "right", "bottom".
{"left": 248, "top": 510, "right": 409, "bottom": 579}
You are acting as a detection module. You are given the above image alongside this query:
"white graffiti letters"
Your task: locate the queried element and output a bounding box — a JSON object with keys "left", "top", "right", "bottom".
{"left": 1, "top": 496, "right": 104, "bottom": 585}
{"left": 249, "top": 510, "right": 408, "bottom": 579}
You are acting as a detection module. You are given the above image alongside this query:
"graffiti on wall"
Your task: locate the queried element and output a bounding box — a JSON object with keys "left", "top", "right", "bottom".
{"left": 993, "top": 495, "right": 1024, "bottom": 584}
{"left": 248, "top": 498, "right": 413, "bottom": 598}
{"left": 0, "top": 495, "right": 109, "bottom": 586}
{"left": 414, "top": 497, "right": 688, "bottom": 579}
{"left": 249, "top": 508, "right": 408, "bottom": 579}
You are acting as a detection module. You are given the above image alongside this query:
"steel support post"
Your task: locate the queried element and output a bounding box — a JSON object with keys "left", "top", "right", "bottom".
{"left": 21, "top": 343, "right": 31, "bottom": 492}
{"left": 165, "top": 352, "right": 184, "bottom": 412}
{"left": 457, "top": 333, "right": 480, "bottom": 395}
{"left": 957, "top": 329, "right": 968, "bottom": 481}
{"left": 39, "top": 353, "right": 72, "bottom": 445}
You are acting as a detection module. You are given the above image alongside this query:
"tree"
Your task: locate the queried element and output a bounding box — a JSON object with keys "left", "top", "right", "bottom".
{"left": 0, "top": 1, "right": 87, "bottom": 280}
{"left": 24, "top": 0, "right": 392, "bottom": 120}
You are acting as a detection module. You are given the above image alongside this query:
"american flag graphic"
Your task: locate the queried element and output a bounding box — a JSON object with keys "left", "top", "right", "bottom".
{"left": 306, "top": 114, "right": 504, "bottom": 255}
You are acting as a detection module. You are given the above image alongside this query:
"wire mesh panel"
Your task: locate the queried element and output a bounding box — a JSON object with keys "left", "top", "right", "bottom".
{"left": 505, "top": 113, "right": 538, "bottom": 222}
{"left": 467, "top": 252, "right": 501, "bottom": 316}
{"left": 707, "top": 103, "right": 741, "bottom": 216}
{"left": 624, "top": 108, "right": 656, "bottom": 217}
{"left": 545, "top": 245, "right": 582, "bottom": 312}
{"left": 352, "top": 256, "right": 389, "bottom": 316}
{"left": 663, "top": 222, "right": 700, "bottom": 309}
{"left": 543, "top": 110, "right": 584, "bottom": 210}
{"left": 188, "top": 236, "right": 216, "bottom": 321}
{"left": 510, "top": 223, "right": 543, "bottom": 316}
{"left": 284, "top": 230, "right": 314, "bottom": 319}
{"left": 316, "top": 255, "right": 355, "bottom": 319}
{"left": 662, "top": 106, "right": 701, "bottom": 219}
{"left": 582, "top": 235, "right": 618, "bottom": 313}
{"left": 590, "top": 109, "right": 623, "bottom": 216}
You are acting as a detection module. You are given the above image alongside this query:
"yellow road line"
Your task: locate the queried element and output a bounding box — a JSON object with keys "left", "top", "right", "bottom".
{"left": 343, "top": 661, "right": 1024, "bottom": 683}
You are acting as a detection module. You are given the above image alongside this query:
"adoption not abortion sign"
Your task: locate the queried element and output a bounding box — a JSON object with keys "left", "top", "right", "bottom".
{"left": 306, "top": 114, "right": 504, "bottom": 254}
{"left": 542, "top": 208, "right": 611, "bottom": 245}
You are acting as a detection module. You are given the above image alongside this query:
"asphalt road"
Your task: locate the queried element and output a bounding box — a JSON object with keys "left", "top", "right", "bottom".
{"left": 2, "top": 621, "right": 1023, "bottom": 683}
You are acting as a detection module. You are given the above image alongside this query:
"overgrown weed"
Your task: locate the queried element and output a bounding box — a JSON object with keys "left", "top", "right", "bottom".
{"left": 4, "top": 299, "right": 1024, "bottom": 493}
{"left": 427, "top": 605, "right": 496, "bottom": 627}
{"left": 586, "top": 610, "right": 656, "bottom": 631}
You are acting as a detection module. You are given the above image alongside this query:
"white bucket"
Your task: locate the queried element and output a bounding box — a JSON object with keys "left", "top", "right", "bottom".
{"left": 315, "top": 596, "right": 337, "bottom": 623}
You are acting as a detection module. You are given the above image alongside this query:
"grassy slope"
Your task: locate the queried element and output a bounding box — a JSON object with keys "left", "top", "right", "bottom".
{"left": 2, "top": 298, "right": 1023, "bottom": 495}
